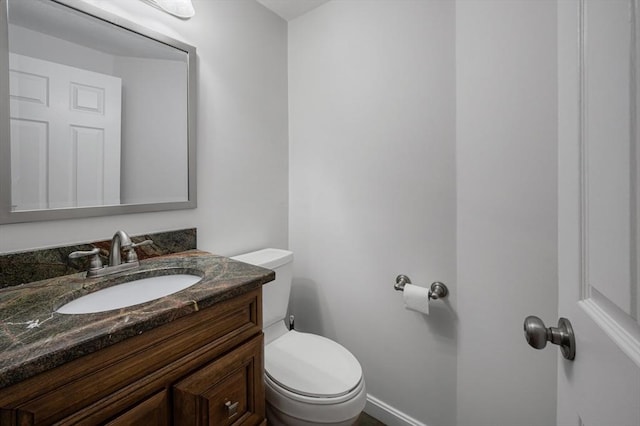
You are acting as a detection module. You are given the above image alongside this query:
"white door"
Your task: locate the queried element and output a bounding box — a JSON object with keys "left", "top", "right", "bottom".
{"left": 557, "top": 0, "right": 640, "bottom": 425}
{"left": 9, "top": 53, "right": 122, "bottom": 210}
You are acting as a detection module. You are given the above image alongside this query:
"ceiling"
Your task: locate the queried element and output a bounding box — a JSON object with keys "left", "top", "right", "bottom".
{"left": 255, "top": 0, "right": 330, "bottom": 21}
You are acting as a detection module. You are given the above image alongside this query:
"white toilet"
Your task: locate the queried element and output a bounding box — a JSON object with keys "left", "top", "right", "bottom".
{"left": 231, "top": 248, "right": 367, "bottom": 426}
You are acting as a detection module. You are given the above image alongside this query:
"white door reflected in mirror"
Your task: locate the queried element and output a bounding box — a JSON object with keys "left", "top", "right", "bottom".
{"left": 10, "top": 54, "right": 122, "bottom": 211}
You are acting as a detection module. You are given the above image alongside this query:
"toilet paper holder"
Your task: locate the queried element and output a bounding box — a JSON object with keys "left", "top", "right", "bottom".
{"left": 394, "top": 274, "right": 449, "bottom": 300}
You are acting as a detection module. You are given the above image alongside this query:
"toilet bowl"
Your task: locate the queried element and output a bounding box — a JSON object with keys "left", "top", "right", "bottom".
{"left": 231, "top": 248, "right": 367, "bottom": 426}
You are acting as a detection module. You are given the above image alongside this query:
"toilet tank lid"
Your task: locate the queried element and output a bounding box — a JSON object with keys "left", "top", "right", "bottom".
{"left": 230, "top": 248, "right": 293, "bottom": 269}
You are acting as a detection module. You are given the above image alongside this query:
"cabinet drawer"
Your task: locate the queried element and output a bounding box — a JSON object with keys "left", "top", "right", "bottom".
{"left": 173, "top": 334, "right": 265, "bottom": 426}
{"left": 105, "top": 390, "right": 169, "bottom": 426}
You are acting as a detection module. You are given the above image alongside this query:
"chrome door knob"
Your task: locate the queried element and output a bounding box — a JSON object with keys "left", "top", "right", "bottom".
{"left": 524, "top": 316, "right": 576, "bottom": 360}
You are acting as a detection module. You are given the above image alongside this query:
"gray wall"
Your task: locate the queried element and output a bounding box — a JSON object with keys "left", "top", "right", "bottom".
{"left": 115, "top": 56, "right": 188, "bottom": 204}
{"left": 288, "top": 2, "right": 457, "bottom": 425}
{"left": 455, "top": 1, "right": 558, "bottom": 425}
{"left": 0, "top": 0, "right": 289, "bottom": 256}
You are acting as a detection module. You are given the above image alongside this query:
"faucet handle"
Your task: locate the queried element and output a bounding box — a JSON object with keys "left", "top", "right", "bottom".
{"left": 132, "top": 239, "right": 153, "bottom": 249}
{"left": 69, "top": 248, "right": 103, "bottom": 274}
{"left": 125, "top": 239, "right": 153, "bottom": 263}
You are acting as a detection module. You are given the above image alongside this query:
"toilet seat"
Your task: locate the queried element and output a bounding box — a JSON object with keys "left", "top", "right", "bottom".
{"left": 265, "top": 330, "right": 363, "bottom": 399}
{"left": 264, "top": 331, "right": 367, "bottom": 425}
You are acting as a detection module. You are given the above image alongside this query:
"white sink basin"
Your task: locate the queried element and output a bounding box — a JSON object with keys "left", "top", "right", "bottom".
{"left": 56, "top": 273, "right": 202, "bottom": 314}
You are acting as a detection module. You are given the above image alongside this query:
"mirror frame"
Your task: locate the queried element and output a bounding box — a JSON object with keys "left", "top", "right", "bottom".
{"left": 0, "top": 0, "right": 197, "bottom": 224}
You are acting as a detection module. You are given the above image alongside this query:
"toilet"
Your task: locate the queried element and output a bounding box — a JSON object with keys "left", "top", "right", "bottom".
{"left": 231, "top": 248, "right": 367, "bottom": 426}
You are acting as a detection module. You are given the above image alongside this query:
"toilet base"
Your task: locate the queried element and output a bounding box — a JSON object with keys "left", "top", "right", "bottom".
{"left": 267, "top": 403, "right": 361, "bottom": 426}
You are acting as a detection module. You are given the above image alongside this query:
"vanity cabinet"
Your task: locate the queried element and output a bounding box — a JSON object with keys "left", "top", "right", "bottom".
{"left": 0, "top": 288, "right": 266, "bottom": 426}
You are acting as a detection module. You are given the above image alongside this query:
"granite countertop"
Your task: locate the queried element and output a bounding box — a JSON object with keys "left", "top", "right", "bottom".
{"left": 0, "top": 250, "right": 274, "bottom": 390}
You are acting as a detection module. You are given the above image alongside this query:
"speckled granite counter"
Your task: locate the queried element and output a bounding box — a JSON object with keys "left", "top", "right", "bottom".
{"left": 0, "top": 250, "right": 274, "bottom": 389}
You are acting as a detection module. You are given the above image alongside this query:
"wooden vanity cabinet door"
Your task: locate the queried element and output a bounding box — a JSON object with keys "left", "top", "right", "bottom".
{"left": 173, "top": 334, "right": 265, "bottom": 426}
{"left": 104, "top": 390, "right": 169, "bottom": 426}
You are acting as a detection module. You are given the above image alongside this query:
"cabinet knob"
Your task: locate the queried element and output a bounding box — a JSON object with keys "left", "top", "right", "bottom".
{"left": 225, "top": 400, "right": 239, "bottom": 418}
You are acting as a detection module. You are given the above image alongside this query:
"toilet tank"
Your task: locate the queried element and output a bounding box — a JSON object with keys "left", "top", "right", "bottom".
{"left": 230, "top": 248, "right": 293, "bottom": 329}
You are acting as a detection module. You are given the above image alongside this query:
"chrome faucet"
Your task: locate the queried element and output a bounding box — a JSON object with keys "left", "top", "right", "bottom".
{"left": 108, "top": 230, "right": 133, "bottom": 266}
{"left": 69, "top": 230, "right": 153, "bottom": 278}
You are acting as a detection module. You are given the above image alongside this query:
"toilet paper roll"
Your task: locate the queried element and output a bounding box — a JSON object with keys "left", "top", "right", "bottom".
{"left": 403, "top": 283, "right": 430, "bottom": 315}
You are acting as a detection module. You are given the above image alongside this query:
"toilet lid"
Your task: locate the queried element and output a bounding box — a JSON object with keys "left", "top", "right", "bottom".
{"left": 265, "top": 331, "right": 363, "bottom": 398}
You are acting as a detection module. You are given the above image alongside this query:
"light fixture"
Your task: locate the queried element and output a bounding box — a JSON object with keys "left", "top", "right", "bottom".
{"left": 144, "top": 0, "right": 195, "bottom": 19}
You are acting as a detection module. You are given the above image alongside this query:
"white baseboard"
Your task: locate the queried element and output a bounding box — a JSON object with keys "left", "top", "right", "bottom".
{"left": 364, "top": 395, "right": 428, "bottom": 426}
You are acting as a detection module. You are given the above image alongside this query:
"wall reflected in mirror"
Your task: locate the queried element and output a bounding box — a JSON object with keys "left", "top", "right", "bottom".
{"left": 6, "top": 0, "right": 190, "bottom": 212}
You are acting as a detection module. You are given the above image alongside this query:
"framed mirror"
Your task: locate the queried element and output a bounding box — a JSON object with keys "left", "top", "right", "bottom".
{"left": 0, "top": 0, "right": 197, "bottom": 224}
